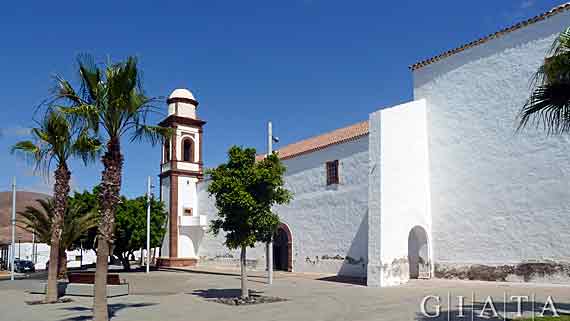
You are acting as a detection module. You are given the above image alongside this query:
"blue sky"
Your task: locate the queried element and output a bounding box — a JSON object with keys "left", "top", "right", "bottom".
{"left": 0, "top": 0, "right": 564, "bottom": 197}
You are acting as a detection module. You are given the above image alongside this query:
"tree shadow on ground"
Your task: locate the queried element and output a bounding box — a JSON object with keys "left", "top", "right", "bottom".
{"left": 158, "top": 267, "right": 269, "bottom": 284}
{"left": 59, "top": 302, "right": 157, "bottom": 321}
{"left": 159, "top": 267, "right": 266, "bottom": 279}
{"left": 415, "top": 300, "right": 570, "bottom": 321}
{"left": 190, "top": 288, "right": 264, "bottom": 299}
{"left": 316, "top": 275, "right": 366, "bottom": 286}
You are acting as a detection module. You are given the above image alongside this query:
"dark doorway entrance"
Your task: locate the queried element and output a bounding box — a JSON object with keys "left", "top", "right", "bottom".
{"left": 408, "top": 225, "right": 430, "bottom": 279}
{"left": 273, "top": 224, "right": 292, "bottom": 272}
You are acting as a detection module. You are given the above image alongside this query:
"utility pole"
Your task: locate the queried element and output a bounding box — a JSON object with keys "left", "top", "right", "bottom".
{"left": 146, "top": 176, "right": 151, "bottom": 274}
{"left": 267, "top": 121, "right": 274, "bottom": 285}
{"left": 10, "top": 177, "right": 16, "bottom": 281}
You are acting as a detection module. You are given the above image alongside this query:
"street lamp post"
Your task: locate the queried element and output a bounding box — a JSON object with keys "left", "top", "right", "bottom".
{"left": 146, "top": 176, "right": 152, "bottom": 274}
{"left": 10, "top": 177, "right": 16, "bottom": 281}
{"left": 266, "top": 121, "right": 279, "bottom": 285}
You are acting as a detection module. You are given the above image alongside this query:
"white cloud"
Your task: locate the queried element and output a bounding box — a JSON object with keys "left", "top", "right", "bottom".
{"left": 0, "top": 127, "right": 31, "bottom": 138}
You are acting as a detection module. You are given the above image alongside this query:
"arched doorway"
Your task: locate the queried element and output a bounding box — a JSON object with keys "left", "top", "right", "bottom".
{"left": 408, "top": 226, "right": 430, "bottom": 279}
{"left": 273, "top": 223, "right": 292, "bottom": 272}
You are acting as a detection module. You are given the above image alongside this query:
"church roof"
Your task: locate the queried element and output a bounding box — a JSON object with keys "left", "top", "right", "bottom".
{"left": 258, "top": 120, "right": 369, "bottom": 161}
{"left": 410, "top": 3, "right": 570, "bottom": 71}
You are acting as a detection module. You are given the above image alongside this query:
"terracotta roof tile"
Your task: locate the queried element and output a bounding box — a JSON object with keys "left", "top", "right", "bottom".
{"left": 257, "top": 120, "right": 369, "bottom": 161}
{"left": 410, "top": 3, "right": 570, "bottom": 71}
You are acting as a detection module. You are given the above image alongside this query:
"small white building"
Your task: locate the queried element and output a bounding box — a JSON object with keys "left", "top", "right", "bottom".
{"left": 158, "top": 3, "right": 570, "bottom": 286}
{"left": 1, "top": 242, "right": 97, "bottom": 271}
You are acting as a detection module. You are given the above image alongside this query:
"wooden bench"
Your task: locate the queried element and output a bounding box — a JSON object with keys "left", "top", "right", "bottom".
{"left": 68, "top": 272, "right": 123, "bottom": 285}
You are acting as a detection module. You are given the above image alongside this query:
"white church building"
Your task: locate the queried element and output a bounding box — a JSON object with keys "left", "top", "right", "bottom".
{"left": 157, "top": 4, "right": 570, "bottom": 287}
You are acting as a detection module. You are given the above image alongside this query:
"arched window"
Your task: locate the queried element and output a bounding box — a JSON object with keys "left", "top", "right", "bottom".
{"left": 182, "top": 138, "right": 194, "bottom": 162}
{"left": 164, "top": 140, "right": 171, "bottom": 162}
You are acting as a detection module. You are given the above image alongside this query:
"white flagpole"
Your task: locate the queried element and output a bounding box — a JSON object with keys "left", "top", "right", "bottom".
{"left": 267, "top": 122, "right": 274, "bottom": 285}
{"left": 146, "top": 176, "right": 151, "bottom": 274}
{"left": 11, "top": 177, "right": 16, "bottom": 280}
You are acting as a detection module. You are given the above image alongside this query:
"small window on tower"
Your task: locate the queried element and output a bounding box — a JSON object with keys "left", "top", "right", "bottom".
{"left": 183, "top": 208, "right": 193, "bottom": 216}
{"left": 326, "top": 160, "right": 339, "bottom": 185}
{"left": 183, "top": 138, "right": 194, "bottom": 162}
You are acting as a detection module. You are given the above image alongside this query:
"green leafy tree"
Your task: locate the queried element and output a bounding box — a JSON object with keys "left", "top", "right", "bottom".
{"left": 67, "top": 188, "right": 168, "bottom": 271}
{"left": 12, "top": 110, "right": 99, "bottom": 303}
{"left": 54, "top": 55, "right": 171, "bottom": 320}
{"left": 113, "top": 196, "right": 167, "bottom": 271}
{"left": 518, "top": 27, "right": 570, "bottom": 133}
{"left": 69, "top": 187, "right": 101, "bottom": 252}
{"left": 207, "top": 146, "right": 292, "bottom": 298}
{"left": 18, "top": 198, "right": 98, "bottom": 277}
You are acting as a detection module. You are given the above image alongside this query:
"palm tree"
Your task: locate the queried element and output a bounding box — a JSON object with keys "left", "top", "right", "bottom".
{"left": 12, "top": 110, "right": 99, "bottom": 303}
{"left": 54, "top": 55, "right": 171, "bottom": 321}
{"left": 518, "top": 27, "right": 570, "bottom": 133}
{"left": 18, "top": 198, "right": 98, "bottom": 277}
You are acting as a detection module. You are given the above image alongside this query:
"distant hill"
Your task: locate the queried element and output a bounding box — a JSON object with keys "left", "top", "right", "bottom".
{"left": 0, "top": 191, "right": 50, "bottom": 245}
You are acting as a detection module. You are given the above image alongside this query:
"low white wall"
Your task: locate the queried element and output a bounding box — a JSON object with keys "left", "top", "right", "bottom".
{"left": 4, "top": 243, "right": 97, "bottom": 270}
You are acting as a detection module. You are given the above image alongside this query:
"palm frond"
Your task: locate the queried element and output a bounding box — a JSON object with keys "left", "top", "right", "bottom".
{"left": 77, "top": 54, "right": 101, "bottom": 104}
{"left": 11, "top": 141, "right": 41, "bottom": 158}
{"left": 72, "top": 130, "right": 101, "bottom": 164}
{"left": 58, "top": 104, "right": 99, "bottom": 134}
{"left": 18, "top": 198, "right": 54, "bottom": 244}
{"left": 519, "top": 27, "right": 570, "bottom": 134}
{"left": 518, "top": 82, "right": 570, "bottom": 134}
{"left": 18, "top": 198, "right": 98, "bottom": 250}
{"left": 130, "top": 125, "right": 174, "bottom": 145}
{"left": 52, "top": 74, "right": 87, "bottom": 106}
{"left": 550, "top": 27, "right": 570, "bottom": 56}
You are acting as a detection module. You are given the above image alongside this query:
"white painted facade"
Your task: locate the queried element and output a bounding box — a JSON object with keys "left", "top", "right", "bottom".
{"left": 162, "top": 5, "right": 570, "bottom": 286}
{"left": 198, "top": 136, "right": 369, "bottom": 276}
{"left": 413, "top": 9, "right": 570, "bottom": 273}
{"left": 367, "top": 99, "right": 432, "bottom": 287}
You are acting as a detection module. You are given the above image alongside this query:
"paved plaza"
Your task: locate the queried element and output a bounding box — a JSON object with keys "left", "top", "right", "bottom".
{"left": 1, "top": 268, "right": 569, "bottom": 321}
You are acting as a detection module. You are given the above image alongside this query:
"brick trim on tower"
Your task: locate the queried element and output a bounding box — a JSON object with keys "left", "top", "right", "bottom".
{"left": 169, "top": 174, "right": 178, "bottom": 258}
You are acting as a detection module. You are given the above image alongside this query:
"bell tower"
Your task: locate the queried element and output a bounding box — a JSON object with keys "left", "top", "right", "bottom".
{"left": 157, "top": 88, "right": 207, "bottom": 267}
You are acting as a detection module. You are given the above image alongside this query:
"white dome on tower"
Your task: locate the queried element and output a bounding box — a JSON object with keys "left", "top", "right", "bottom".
{"left": 167, "top": 88, "right": 199, "bottom": 118}
{"left": 169, "top": 88, "right": 196, "bottom": 101}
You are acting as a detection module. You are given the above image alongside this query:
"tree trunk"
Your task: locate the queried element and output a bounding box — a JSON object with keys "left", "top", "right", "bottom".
{"left": 58, "top": 247, "right": 67, "bottom": 279}
{"left": 93, "top": 138, "right": 123, "bottom": 321}
{"left": 240, "top": 246, "right": 248, "bottom": 298}
{"left": 45, "top": 163, "right": 71, "bottom": 303}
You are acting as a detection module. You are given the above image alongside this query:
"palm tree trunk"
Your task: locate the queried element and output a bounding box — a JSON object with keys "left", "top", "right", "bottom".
{"left": 58, "top": 247, "right": 67, "bottom": 279}
{"left": 45, "top": 163, "right": 70, "bottom": 303}
{"left": 240, "top": 246, "right": 248, "bottom": 298}
{"left": 93, "top": 138, "right": 123, "bottom": 321}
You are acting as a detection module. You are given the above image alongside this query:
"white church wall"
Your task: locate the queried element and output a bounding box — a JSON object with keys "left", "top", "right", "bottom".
{"left": 276, "top": 136, "right": 369, "bottom": 276}
{"left": 414, "top": 10, "right": 570, "bottom": 283}
{"left": 197, "top": 136, "right": 369, "bottom": 277}
{"left": 197, "top": 182, "right": 267, "bottom": 269}
{"left": 367, "top": 99, "right": 432, "bottom": 287}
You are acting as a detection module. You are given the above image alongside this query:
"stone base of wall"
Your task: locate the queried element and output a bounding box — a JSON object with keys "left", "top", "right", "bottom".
{"left": 156, "top": 257, "right": 198, "bottom": 267}
{"left": 381, "top": 257, "right": 410, "bottom": 286}
{"left": 198, "top": 257, "right": 262, "bottom": 270}
{"left": 435, "top": 262, "right": 570, "bottom": 284}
